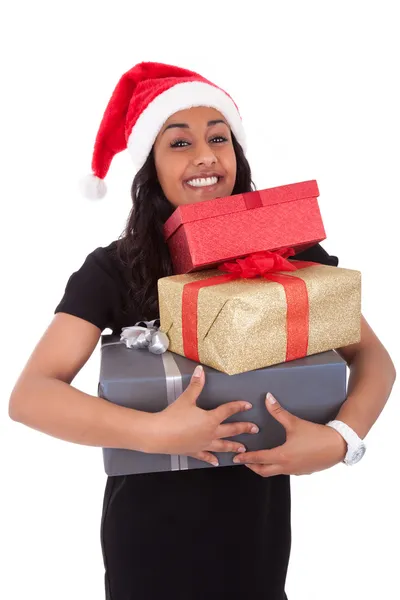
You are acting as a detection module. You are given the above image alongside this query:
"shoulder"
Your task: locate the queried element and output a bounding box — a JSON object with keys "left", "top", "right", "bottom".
{"left": 75, "top": 239, "right": 130, "bottom": 288}
{"left": 293, "top": 243, "right": 339, "bottom": 267}
{"left": 54, "top": 240, "right": 132, "bottom": 332}
{"left": 88, "top": 240, "right": 122, "bottom": 274}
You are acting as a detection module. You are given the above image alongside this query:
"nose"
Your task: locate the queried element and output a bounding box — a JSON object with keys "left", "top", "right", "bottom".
{"left": 192, "top": 141, "right": 217, "bottom": 167}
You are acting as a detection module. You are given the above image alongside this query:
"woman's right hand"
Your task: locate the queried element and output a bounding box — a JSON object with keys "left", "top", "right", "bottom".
{"left": 148, "top": 365, "right": 259, "bottom": 466}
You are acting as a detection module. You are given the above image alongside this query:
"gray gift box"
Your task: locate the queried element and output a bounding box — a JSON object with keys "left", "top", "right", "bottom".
{"left": 98, "top": 335, "right": 347, "bottom": 476}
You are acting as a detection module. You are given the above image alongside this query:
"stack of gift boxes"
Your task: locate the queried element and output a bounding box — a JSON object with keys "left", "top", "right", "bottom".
{"left": 98, "top": 180, "right": 361, "bottom": 476}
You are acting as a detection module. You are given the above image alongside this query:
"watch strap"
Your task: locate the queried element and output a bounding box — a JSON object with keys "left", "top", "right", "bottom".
{"left": 326, "top": 419, "right": 366, "bottom": 465}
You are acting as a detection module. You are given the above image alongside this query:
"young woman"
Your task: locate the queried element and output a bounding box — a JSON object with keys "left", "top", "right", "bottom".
{"left": 9, "top": 62, "right": 396, "bottom": 600}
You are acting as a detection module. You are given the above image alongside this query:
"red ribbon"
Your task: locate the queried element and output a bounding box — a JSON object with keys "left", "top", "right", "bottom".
{"left": 181, "top": 248, "right": 317, "bottom": 364}
{"left": 243, "top": 190, "right": 264, "bottom": 210}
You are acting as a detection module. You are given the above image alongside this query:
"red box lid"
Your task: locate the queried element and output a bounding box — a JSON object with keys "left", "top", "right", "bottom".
{"left": 164, "top": 180, "right": 319, "bottom": 241}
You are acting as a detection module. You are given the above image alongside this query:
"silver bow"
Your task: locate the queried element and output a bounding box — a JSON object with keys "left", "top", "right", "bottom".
{"left": 120, "top": 319, "right": 169, "bottom": 355}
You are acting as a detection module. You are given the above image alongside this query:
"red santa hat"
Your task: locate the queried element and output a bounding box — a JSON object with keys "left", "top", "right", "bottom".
{"left": 80, "top": 61, "right": 247, "bottom": 199}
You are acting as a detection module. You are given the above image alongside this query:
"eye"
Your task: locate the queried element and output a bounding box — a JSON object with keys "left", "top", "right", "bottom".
{"left": 210, "top": 136, "right": 228, "bottom": 144}
{"left": 170, "top": 139, "right": 190, "bottom": 148}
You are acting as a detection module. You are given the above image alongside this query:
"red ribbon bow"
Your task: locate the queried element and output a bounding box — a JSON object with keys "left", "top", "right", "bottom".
{"left": 218, "top": 247, "right": 297, "bottom": 278}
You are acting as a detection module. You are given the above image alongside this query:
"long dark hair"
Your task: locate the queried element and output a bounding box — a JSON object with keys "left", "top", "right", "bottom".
{"left": 116, "top": 133, "right": 255, "bottom": 318}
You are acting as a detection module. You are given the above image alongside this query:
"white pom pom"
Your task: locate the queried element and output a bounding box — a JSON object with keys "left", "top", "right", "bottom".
{"left": 79, "top": 174, "right": 107, "bottom": 199}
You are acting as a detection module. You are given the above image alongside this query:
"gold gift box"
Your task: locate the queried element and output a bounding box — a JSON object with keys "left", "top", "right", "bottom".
{"left": 158, "top": 263, "right": 361, "bottom": 376}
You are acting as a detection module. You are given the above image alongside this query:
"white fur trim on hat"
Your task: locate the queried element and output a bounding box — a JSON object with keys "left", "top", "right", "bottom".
{"left": 127, "top": 81, "right": 246, "bottom": 171}
{"left": 79, "top": 173, "right": 107, "bottom": 199}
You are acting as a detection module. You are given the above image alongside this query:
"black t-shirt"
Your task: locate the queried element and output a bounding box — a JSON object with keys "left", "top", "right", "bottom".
{"left": 54, "top": 241, "right": 339, "bottom": 600}
{"left": 54, "top": 241, "right": 338, "bottom": 334}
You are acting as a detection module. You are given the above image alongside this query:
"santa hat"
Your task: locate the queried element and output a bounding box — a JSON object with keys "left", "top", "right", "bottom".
{"left": 80, "top": 61, "right": 247, "bottom": 199}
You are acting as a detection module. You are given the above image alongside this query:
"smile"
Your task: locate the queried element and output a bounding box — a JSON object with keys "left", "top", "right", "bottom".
{"left": 186, "top": 176, "right": 221, "bottom": 188}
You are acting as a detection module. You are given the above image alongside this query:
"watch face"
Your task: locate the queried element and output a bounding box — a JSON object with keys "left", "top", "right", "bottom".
{"left": 349, "top": 444, "right": 366, "bottom": 465}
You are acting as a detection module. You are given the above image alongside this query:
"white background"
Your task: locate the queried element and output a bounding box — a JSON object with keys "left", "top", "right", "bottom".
{"left": 1, "top": 1, "right": 399, "bottom": 598}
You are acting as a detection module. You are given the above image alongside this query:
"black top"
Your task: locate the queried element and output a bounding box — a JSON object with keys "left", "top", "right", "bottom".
{"left": 54, "top": 242, "right": 339, "bottom": 600}
{"left": 54, "top": 241, "right": 338, "bottom": 335}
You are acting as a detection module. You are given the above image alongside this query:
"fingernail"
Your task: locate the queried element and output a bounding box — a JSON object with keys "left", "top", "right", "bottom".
{"left": 266, "top": 393, "right": 277, "bottom": 404}
{"left": 233, "top": 456, "right": 240, "bottom": 463}
{"left": 193, "top": 365, "right": 203, "bottom": 378}
{"left": 238, "top": 446, "right": 246, "bottom": 453}
{"left": 251, "top": 425, "right": 259, "bottom": 433}
{"left": 245, "top": 403, "right": 252, "bottom": 410}
{"left": 212, "top": 460, "right": 219, "bottom": 467}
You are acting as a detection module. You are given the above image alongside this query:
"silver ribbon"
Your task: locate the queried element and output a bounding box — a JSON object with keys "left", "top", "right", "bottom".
{"left": 161, "top": 352, "right": 188, "bottom": 471}
{"left": 120, "top": 319, "right": 169, "bottom": 355}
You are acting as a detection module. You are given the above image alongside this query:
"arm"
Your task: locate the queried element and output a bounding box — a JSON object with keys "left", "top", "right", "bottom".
{"left": 233, "top": 314, "right": 396, "bottom": 476}
{"left": 334, "top": 314, "right": 396, "bottom": 439}
{"left": 8, "top": 313, "right": 154, "bottom": 453}
{"left": 9, "top": 313, "right": 257, "bottom": 463}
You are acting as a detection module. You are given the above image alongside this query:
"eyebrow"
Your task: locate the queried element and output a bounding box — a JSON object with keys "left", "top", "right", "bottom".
{"left": 162, "top": 119, "right": 228, "bottom": 134}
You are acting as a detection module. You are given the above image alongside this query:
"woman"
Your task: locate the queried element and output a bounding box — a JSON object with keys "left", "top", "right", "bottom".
{"left": 9, "top": 61, "right": 396, "bottom": 600}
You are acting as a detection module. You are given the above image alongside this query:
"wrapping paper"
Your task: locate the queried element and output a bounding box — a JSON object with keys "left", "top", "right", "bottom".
{"left": 98, "top": 337, "right": 347, "bottom": 475}
{"left": 163, "top": 180, "right": 326, "bottom": 274}
{"left": 158, "top": 261, "right": 361, "bottom": 375}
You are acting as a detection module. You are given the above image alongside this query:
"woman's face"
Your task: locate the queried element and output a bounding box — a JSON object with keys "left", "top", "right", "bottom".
{"left": 153, "top": 106, "right": 237, "bottom": 208}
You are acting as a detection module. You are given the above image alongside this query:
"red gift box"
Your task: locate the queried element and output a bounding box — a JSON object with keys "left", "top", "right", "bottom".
{"left": 163, "top": 180, "right": 326, "bottom": 274}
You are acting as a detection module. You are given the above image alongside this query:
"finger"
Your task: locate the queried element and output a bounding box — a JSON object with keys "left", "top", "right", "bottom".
{"left": 181, "top": 365, "right": 205, "bottom": 404}
{"left": 216, "top": 421, "right": 259, "bottom": 438}
{"left": 245, "top": 463, "right": 283, "bottom": 477}
{"left": 213, "top": 400, "right": 253, "bottom": 423}
{"left": 206, "top": 439, "right": 247, "bottom": 454}
{"left": 189, "top": 451, "right": 219, "bottom": 467}
{"left": 265, "top": 393, "right": 296, "bottom": 432}
{"left": 233, "top": 447, "right": 286, "bottom": 465}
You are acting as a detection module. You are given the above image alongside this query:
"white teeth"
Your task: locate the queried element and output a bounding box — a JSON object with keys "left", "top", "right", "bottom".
{"left": 186, "top": 176, "right": 219, "bottom": 188}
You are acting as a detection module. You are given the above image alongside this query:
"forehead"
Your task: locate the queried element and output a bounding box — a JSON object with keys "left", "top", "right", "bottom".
{"left": 162, "top": 106, "right": 226, "bottom": 127}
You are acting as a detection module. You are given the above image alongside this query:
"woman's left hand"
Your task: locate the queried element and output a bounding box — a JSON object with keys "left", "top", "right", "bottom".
{"left": 232, "top": 393, "right": 348, "bottom": 477}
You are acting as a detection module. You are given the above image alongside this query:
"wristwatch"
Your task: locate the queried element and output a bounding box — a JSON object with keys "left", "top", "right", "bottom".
{"left": 326, "top": 420, "right": 367, "bottom": 466}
